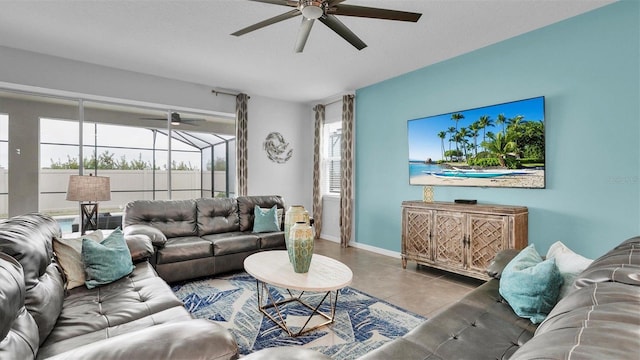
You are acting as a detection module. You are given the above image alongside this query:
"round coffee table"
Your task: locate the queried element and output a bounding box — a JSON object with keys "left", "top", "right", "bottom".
{"left": 244, "top": 250, "right": 353, "bottom": 337}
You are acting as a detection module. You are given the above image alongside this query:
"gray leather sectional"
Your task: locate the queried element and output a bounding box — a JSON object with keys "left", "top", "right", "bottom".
{"left": 0, "top": 213, "right": 238, "bottom": 360}
{"left": 360, "top": 236, "right": 640, "bottom": 359}
{"left": 247, "top": 236, "right": 640, "bottom": 360}
{"left": 122, "top": 195, "right": 286, "bottom": 283}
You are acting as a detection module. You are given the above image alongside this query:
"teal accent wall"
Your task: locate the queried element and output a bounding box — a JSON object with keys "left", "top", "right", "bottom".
{"left": 355, "top": 1, "right": 639, "bottom": 259}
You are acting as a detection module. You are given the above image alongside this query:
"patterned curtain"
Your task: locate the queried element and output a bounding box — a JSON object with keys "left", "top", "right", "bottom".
{"left": 312, "top": 104, "right": 325, "bottom": 239}
{"left": 340, "top": 95, "right": 354, "bottom": 248}
{"left": 236, "top": 93, "right": 249, "bottom": 196}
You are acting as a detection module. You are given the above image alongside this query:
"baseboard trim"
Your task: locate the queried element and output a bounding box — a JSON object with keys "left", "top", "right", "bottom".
{"left": 348, "top": 241, "right": 401, "bottom": 259}
{"left": 320, "top": 233, "right": 340, "bottom": 242}
{"left": 319, "top": 234, "right": 401, "bottom": 259}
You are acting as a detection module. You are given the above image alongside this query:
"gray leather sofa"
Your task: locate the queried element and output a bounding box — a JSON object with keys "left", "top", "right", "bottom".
{"left": 0, "top": 213, "right": 238, "bottom": 360}
{"left": 360, "top": 236, "right": 640, "bottom": 360}
{"left": 123, "top": 195, "right": 286, "bottom": 283}
{"left": 247, "top": 236, "right": 640, "bottom": 360}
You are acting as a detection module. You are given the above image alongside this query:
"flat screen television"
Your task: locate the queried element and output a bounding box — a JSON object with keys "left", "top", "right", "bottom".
{"left": 408, "top": 96, "right": 545, "bottom": 188}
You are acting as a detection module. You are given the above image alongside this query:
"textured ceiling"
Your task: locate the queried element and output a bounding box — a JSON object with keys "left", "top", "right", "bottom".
{"left": 0, "top": 0, "right": 615, "bottom": 103}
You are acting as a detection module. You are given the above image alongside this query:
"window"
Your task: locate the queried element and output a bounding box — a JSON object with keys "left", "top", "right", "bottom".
{"left": 323, "top": 103, "right": 342, "bottom": 195}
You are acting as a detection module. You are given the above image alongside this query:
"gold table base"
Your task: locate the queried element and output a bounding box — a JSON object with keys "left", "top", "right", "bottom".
{"left": 255, "top": 280, "right": 339, "bottom": 337}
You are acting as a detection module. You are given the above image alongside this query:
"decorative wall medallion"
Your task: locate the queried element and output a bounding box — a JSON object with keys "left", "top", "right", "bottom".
{"left": 263, "top": 132, "right": 293, "bottom": 163}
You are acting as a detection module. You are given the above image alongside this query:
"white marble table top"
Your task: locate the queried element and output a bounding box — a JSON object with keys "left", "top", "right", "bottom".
{"left": 244, "top": 250, "right": 353, "bottom": 292}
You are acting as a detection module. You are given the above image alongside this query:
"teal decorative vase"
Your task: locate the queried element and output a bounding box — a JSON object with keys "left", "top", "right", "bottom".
{"left": 289, "top": 221, "right": 314, "bottom": 273}
{"left": 284, "top": 205, "right": 310, "bottom": 263}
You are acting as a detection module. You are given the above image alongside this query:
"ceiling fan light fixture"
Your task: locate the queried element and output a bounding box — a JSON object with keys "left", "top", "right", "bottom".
{"left": 300, "top": 0, "right": 324, "bottom": 19}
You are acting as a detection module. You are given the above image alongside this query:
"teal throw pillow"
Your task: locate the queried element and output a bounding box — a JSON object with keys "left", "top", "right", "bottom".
{"left": 499, "top": 244, "right": 563, "bottom": 324}
{"left": 253, "top": 205, "right": 280, "bottom": 233}
{"left": 82, "top": 227, "right": 134, "bottom": 289}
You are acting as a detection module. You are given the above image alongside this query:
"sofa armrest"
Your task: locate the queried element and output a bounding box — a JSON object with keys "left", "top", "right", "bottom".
{"left": 487, "top": 249, "right": 520, "bottom": 279}
{"left": 123, "top": 224, "right": 167, "bottom": 247}
{"left": 45, "top": 320, "right": 238, "bottom": 360}
{"left": 125, "top": 234, "right": 154, "bottom": 262}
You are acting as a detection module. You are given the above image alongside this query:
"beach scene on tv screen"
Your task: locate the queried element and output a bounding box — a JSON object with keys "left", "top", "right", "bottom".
{"left": 408, "top": 97, "right": 545, "bottom": 188}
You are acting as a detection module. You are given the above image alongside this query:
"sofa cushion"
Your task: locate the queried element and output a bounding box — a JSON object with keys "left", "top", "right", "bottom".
{"left": 0, "top": 213, "right": 65, "bottom": 346}
{"left": 202, "top": 232, "right": 260, "bottom": 256}
{"left": 156, "top": 236, "right": 213, "bottom": 264}
{"left": 38, "top": 261, "right": 199, "bottom": 357}
{"left": 360, "top": 279, "right": 537, "bottom": 360}
{"left": 237, "top": 195, "right": 285, "bottom": 232}
{"left": 574, "top": 236, "right": 640, "bottom": 289}
{"left": 41, "top": 319, "right": 238, "bottom": 360}
{"left": 253, "top": 205, "right": 280, "bottom": 233}
{"left": 510, "top": 282, "right": 640, "bottom": 359}
{"left": 123, "top": 199, "right": 198, "bottom": 238}
{"left": 499, "top": 244, "right": 563, "bottom": 324}
{"left": 53, "top": 230, "right": 103, "bottom": 290}
{"left": 258, "top": 231, "right": 286, "bottom": 250}
{"left": 196, "top": 197, "right": 240, "bottom": 235}
{"left": 0, "top": 253, "right": 40, "bottom": 359}
{"left": 82, "top": 228, "right": 135, "bottom": 289}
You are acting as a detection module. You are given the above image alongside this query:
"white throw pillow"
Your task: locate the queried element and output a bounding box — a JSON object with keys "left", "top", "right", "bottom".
{"left": 546, "top": 241, "right": 593, "bottom": 298}
{"left": 53, "top": 230, "right": 104, "bottom": 290}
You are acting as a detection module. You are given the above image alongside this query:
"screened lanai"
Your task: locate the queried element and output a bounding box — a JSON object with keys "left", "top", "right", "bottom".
{"left": 0, "top": 89, "right": 236, "bottom": 232}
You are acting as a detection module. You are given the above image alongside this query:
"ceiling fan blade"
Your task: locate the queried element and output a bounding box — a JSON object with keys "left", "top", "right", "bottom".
{"left": 248, "top": 0, "right": 297, "bottom": 7}
{"left": 231, "top": 9, "right": 300, "bottom": 36}
{"left": 181, "top": 119, "right": 206, "bottom": 124}
{"left": 319, "top": 14, "right": 366, "bottom": 50}
{"left": 294, "top": 17, "right": 315, "bottom": 53}
{"left": 330, "top": 4, "right": 422, "bottom": 22}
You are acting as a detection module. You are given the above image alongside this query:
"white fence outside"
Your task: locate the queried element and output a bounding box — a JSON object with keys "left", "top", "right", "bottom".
{"left": 0, "top": 169, "right": 227, "bottom": 217}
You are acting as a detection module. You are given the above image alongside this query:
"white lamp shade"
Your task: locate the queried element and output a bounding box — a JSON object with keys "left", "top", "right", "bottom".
{"left": 66, "top": 175, "right": 111, "bottom": 202}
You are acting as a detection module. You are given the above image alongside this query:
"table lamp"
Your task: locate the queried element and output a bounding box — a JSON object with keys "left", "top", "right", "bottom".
{"left": 66, "top": 174, "right": 111, "bottom": 235}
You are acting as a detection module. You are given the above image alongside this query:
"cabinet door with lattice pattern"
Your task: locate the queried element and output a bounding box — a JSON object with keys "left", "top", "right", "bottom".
{"left": 402, "top": 208, "right": 433, "bottom": 266}
{"left": 467, "top": 214, "right": 509, "bottom": 274}
{"left": 433, "top": 211, "right": 465, "bottom": 269}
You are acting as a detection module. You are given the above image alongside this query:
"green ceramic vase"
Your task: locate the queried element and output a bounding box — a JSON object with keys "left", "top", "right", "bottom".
{"left": 289, "top": 221, "right": 314, "bottom": 273}
{"left": 284, "top": 205, "right": 310, "bottom": 263}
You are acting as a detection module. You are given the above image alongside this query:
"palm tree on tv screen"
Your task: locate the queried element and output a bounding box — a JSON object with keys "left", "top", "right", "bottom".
{"left": 478, "top": 115, "right": 494, "bottom": 150}
{"left": 496, "top": 114, "right": 507, "bottom": 136}
{"left": 482, "top": 132, "right": 516, "bottom": 167}
{"left": 437, "top": 131, "right": 447, "bottom": 161}
{"left": 451, "top": 113, "right": 464, "bottom": 153}
{"left": 468, "top": 121, "right": 481, "bottom": 157}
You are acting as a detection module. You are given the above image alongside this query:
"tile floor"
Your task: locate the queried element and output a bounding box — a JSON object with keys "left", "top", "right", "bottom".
{"left": 314, "top": 239, "right": 484, "bottom": 318}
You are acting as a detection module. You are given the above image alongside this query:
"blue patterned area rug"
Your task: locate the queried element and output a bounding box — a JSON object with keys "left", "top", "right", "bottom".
{"left": 171, "top": 272, "right": 426, "bottom": 359}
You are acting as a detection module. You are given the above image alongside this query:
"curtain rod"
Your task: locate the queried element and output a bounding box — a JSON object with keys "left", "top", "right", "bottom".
{"left": 211, "top": 89, "right": 249, "bottom": 99}
{"left": 323, "top": 93, "right": 353, "bottom": 107}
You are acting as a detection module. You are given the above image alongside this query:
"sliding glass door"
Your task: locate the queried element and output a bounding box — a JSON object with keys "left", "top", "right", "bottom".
{"left": 1, "top": 88, "right": 235, "bottom": 232}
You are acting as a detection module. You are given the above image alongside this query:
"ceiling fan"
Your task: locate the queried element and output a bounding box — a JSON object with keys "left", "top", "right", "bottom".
{"left": 231, "top": 0, "right": 422, "bottom": 53}
{"left": 140, "top": 112, "right": 206, "bottom": 126}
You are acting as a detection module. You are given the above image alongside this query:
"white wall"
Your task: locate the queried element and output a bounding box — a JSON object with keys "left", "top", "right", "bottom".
{"left": 0, "top": 46, "right": 235, "bottom": 114}
{"left": 1, "top": 45, "right": 314, "bottom": 215}
{"left": 320, "top": 196, "right": 341, "bottom": 242}
{"left": 247, "top": 95, "right": 313, "bottom": 211}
